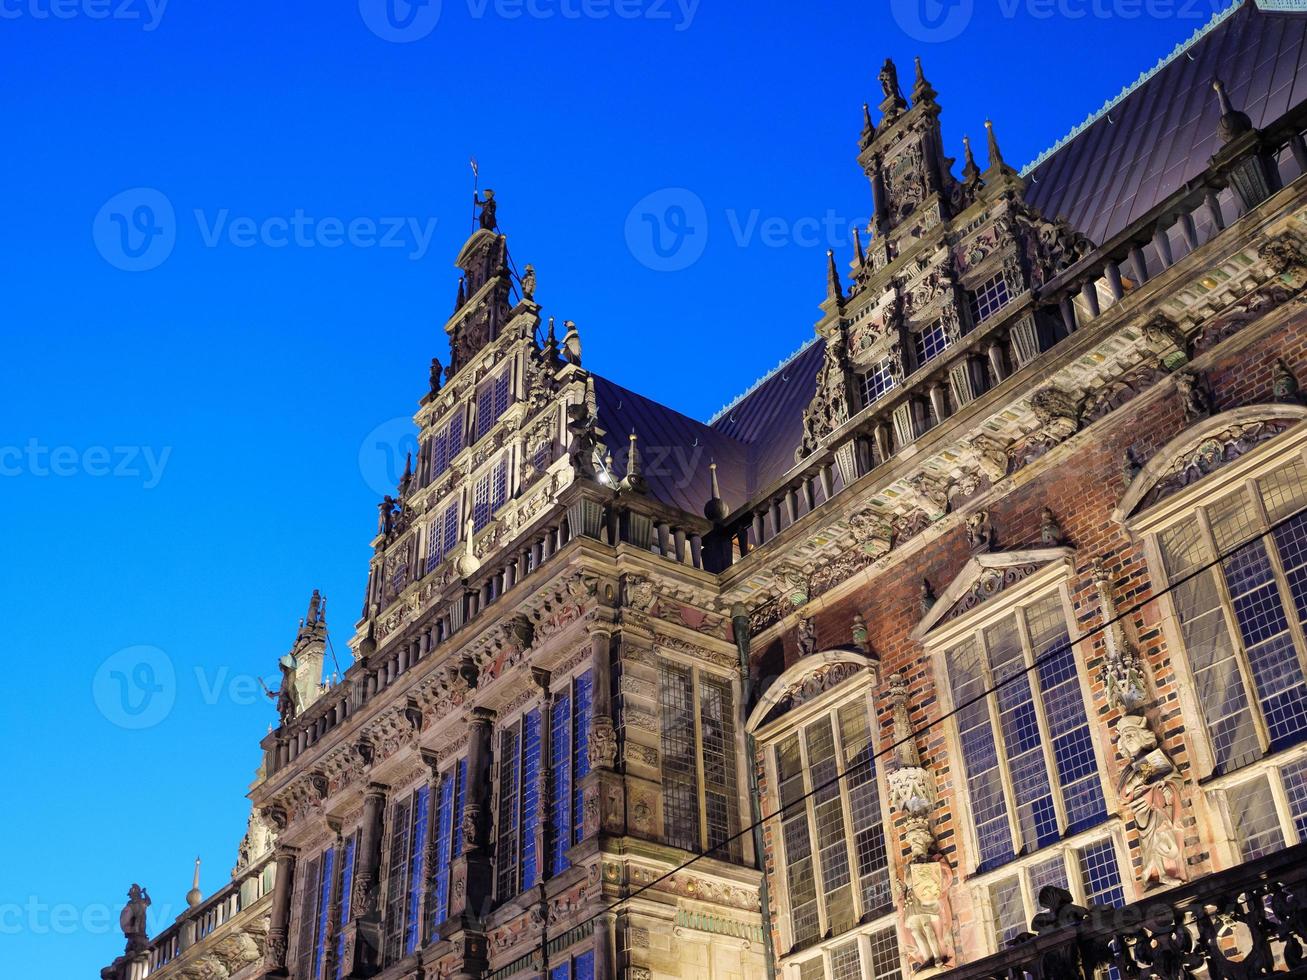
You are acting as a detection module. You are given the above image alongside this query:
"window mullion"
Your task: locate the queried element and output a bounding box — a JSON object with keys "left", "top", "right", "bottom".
{"left": 797, "top": 724, "right": 828, "bottom": 938}
{"left": 978, "top": 628, "right": 1023, "bottom": 855}
{"left": 1018, "top": 606, "right": 1069, "bottom": 835}
{"left": 692, "top": 669, "right": 709, "bottom": 853}
{"left": 1197, "top": 505, "right": 1273, "bottom": 754}
{"left": 829, "top": 708, "right": 864, "bottom": 924}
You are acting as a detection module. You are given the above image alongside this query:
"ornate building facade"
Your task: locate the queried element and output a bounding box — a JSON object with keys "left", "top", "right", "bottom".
{"left": 103, "top": 3, "right": 1307, "bottom": 978}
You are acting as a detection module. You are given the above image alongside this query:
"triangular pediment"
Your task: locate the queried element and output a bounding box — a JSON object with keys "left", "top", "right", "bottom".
{"left": 911, "top": 547, "right": 1075, "bottom": 641}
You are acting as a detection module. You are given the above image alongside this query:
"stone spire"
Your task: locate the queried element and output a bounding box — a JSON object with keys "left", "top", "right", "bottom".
{"left": 288, "top": 590, "right": 327, "bottom": 714}
{"left": 703, "top": 461, "right": 728, "bottom": 522}
{"left": 859, "top": 102, "right": 875, "bottom": 150}
{"left": 186, "top": 858, "right": 202, "bottom": 909}
{"left": 853, "top": 225, "right": 866, "bottom": 267}
{"left": 618, "top": 432, "right": 648, "bottom": 495}
{"left": 961, "top": 134, "right": 982, "bottom": 187}
{"left": 825, "top": 249, "right": 844, "bottom": 306}
{"left": 446, "top": 192, "right": 514, "bottom": 376}
{"left": 911, "top": 56, "right": 936, "bottom": 105}
{"left": 984, "top": 119, "right": 1007, "bottom": 171}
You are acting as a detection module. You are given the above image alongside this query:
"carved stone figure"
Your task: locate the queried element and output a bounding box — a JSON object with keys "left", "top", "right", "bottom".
{"left": 1176, "top": 371, "right": 1212, "bottom": 422}
{"left": 119, "top": 885, "right": 151, "bottom": 953}
{"left": 520, "top": 263, "right": 536, "bottom": 300}
{"left": 878, "top": 57, "right": 906, "bottom": 111}
{"left": 1039, "top": 506, "right": 1065, "bottom": 546}
{"left": 1122, "top": 446, "right": 1143, "bottom": 485}
{"left": 562, "top": 320, "right": 582, "bottom": 365}
{"left": 1274, "top": 358, "right": 1303, "bottom": 404}
{"left": 898, "top": 855, "right": 954, "bottom": 971}
{"left": 590, "top": 715, "right": 617, "bottom": 770}
{"left": 566, "top": 378, "right": 605, "bottom": 480}
{"left": 796, "top": 331, "right": 853, "bottom": 461}
{"left": 1142, "top": 316, "right": 1189, "bottom": 370}
{"left": 428, "top": 356, "right": 443, "bottom": 396}
{"left": 965, "top": 510, "right": 993, "bottom": 552}
{"left": 1094, "top": 559, "right": 1187, "bottom": 888}
{"left": 920, "top": 579, "right": 936, "bottom": 616}
{"left": 796, "top": 617, "right": 816, "bottom": 657}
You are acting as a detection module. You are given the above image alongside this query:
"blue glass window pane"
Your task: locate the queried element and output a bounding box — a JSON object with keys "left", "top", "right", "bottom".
{"left": 476, "top": 385, "right": 495, "bottom": 440}
{"left": 550, "top": 965, "right": 569, "bottom": 980}
{"left": 431, "top": 771, "right": 455, "bottom": 932}
{"left": 313, "top": 846, "right": 334, "bottom": 980}
{"left": 405, "top": 786, "right": 429, "bottom": 955}
{"left": 496, "top": 726, "right": 521, "bottom": 900}
{"left": 550, "top": 690, "right": 572, "bottom": 875}
{"left": 335, "top": 836, "right": 356, "bottom": 980}
{"left": 574, "top": 672, "right": 593, "bottom": 846}
{"left": 522, "top": 709, "right": 542, "bottom": 889}
{"left": 452, "top": 760, "right": 467, "bottom": 859}
{"left": 573, "top": 951, "right": 595, "bottom": 980}
{"left": 1079, "top": 839, "right": 1124, "bottom": 908}
{"left": 494, "top": 372, "right": 511, "bottom": 418}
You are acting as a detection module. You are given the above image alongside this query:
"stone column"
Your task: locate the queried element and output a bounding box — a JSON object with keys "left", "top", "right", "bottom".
{"left": 339, "top": 783, "right": 387, "bottom": 978}
{"left": 589, "top": 629, "right": 616, "bottom": 771}
{"left": 263, "top": 846, "right": 298, "bottom": 977}
{"left": 450, "top": 707, "right": 496, "bottom": 921}
{"left": 532, "top": 668, "right": 553, "bottom": 889}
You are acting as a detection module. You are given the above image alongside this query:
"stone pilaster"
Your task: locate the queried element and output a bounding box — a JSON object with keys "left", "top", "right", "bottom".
{"left": 338, "top": 783, "right": 386, "bottom": 979}
{"left": 263, "top": 845, "right": 298, "bottom": 978}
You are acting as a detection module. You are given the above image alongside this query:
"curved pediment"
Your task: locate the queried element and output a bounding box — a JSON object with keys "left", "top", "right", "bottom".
{"left": 912, "top": 547, "right": 1075, "bottom": 641}
{"left": 1113, "top": 405, "right": 1307, "bottom": 523}
{"left": 746, "top": 650, "right": 877, "bottom": 733}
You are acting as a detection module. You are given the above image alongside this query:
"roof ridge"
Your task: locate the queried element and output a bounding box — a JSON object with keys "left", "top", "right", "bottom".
{"left": 706, "top": 335, "right": 822, "bottom": 427}
{"left": 1019, "top": 0, "right": 1249, "bottom": 177}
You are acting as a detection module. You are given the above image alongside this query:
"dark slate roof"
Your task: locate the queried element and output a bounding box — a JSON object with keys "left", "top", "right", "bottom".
{"left": 709, "top": 338, "right": 826, "bottom": 495}
{"left": 592, "top": 374, "right": 752, "bottom": 516}
{"left": 1024, "top": 0, "right": 1307, "bottom": 244}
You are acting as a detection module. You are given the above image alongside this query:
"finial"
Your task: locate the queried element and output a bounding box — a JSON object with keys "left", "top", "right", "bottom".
{"left": 860, "top": 102, "right": 875, "bottom": 149}
{"left": 1213, "top": 78, "right": 1252, "bottom": 141}
{"left": 455, "top": 517, "right": 480, "bottom": 578}
{"left": 704, "top": 460, "right": 728, "bottom": 522}
{"left": 619, "top": 432, "right": 648, "bottom": 494}
{"left": 984, "top": 119, "right": 1006, "bottom": 169}
{"left": 961, "top": 134, "right": 981, "bottom": 185}
{"left": 186, "top": 858, "right": 202, "bottom": 909}
{"left": 826, "top": 249, "right": 844, "bottom": 303}
{"left": 853, "top": 225, "right": 866, "bottom": 266}
{"left": 454, "top": 277, "right": 466, "bottom": 314}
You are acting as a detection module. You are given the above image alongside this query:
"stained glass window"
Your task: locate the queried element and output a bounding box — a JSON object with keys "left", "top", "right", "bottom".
{"left": 859, "top": 357, "right": 897, "bottom": 407}
{"left": 1227, "top": 775, "right": 1284, "bottom": 859}
{"left": 521, "top": 710, "right": 542, "bottom": 890}
{"left": 659, "top": 662, "right": 702, "bottom": 853}
{"left": 430, "top": 761, "right": 462, "bottom": 934}
{"left": 573, "top": 672, "right": 592, "bottom": 847}
{"left": 495, "top": 723, "right": 521, "bottom": 900}
{"left": 913, "top": 323, "right": 948, "bottom": 368}
{"left": 944, "top": 591, "right": 1106, "bottom": 870}
{"left": 549, "top": 951, "right": 595, "bottom": 979}
{"left": 968, "top": 271, "right": 1011, "bottom": 324}
{"left": 294, "top": 854, "right": 321, "bottom": 980}
{"left": 431, "top": 410, "right": 464, "bottom": 480}
{"left": 549, "top": 684, "right": 573, "bottom": 875}
{"left": 1158, "top": 456, "right": 1307, "bottom": 771}
{"left": 426, "top": 502, "right": 459, "bottom": 572}
{"left": 473, "top": 458, "right": 509, "bottom": 532}
{"left": 313, "top": 846, "right": 335, "bottom": 978}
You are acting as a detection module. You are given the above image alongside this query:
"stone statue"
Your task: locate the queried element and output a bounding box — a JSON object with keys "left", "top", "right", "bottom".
{"left": 566, "top": 384, "right": 604, "bottom": 481}
{"left": 119, "top": 884, "right": 151, "bottom": 953}
{"left": 521, "top": 263, "right": 536, "bottom": 301}
{"left": 474, "top": 189, "right": 497, "bottom": 231}
{"left": 268, "top": 653, "right": 300, "bottom": 726}
{"left": 562, "top": 320, "right": 582, "bottom": 365}
{"left": 428, "top": 356, "right": 443, "bottom": 396}
{"left": 879, "top": 58, "right": 905, "bottom": 107}
{"left": 1117, "top": 715, "right": 1186, "bottom": 887}
{"left": 898, "top": 854, "right": 953, "bottom": 970}
{"left": 1274, "top": 358, "right": 1303, "bottom": 404}
{"left": 920, "top": 579, "right": 936, "bottom": 616}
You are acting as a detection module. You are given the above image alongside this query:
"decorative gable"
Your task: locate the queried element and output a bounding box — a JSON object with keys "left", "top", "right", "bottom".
{"left": 746, "top": 650, "right": 878, "bottom": 734}
{"left": 911, "top": 547, "right": 1075, "bottom": 641}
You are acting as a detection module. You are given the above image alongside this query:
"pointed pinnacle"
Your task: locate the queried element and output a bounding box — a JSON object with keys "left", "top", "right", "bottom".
{"left": 962, "top": 134, "right": 980, "bottom": 182}
{"left": 704, "top": 460, "right": 729, "bottom": 522}
{"left": 911, "top": 56, "right": 936, "bottom": 103}
{"left": 985, "top": 119, "right": 1006, "bottom": 169}
{"left": 826, "top": 249, "right": 843, "bottom": 302}
{"left": 853, "top": 225, "right": 866, "bottom": 265}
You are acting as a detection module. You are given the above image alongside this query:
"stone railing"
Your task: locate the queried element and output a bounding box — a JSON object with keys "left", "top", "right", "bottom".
{"left": 947, "top": 842, "right": 1307, "bottom": 980}
{"left": 101, "top": 855, "right": 275, "bottom": 980}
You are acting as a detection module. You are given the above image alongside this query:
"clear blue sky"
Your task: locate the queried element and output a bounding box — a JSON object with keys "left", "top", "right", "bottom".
{"left": 0, "top": 0, "right": 1233, "bottom": 973}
